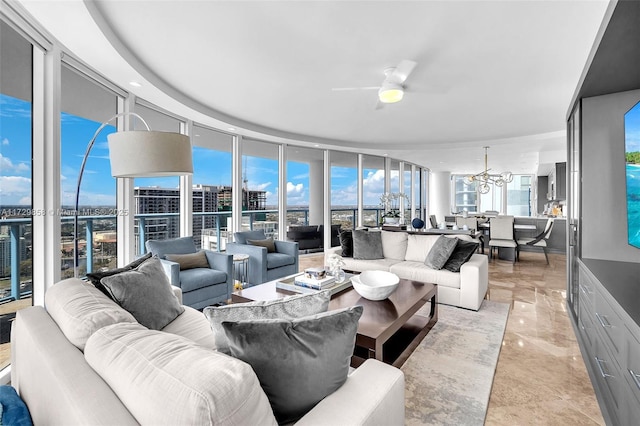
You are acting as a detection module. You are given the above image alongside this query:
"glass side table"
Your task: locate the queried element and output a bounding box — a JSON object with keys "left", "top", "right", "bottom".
{"left": 232, "top": 254, "right": 250, "bottom": 290}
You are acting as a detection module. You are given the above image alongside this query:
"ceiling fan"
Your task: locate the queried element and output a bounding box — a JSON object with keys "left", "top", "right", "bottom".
{"left": 332, "top": 60, "right": 417, "bottom": 108}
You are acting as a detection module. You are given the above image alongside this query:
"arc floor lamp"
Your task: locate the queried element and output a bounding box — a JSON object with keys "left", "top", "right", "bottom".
{"left": 74, "top": 112, "right": 193, "bottom": 277}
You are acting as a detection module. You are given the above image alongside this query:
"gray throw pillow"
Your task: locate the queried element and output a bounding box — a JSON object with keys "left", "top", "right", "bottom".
{"left": 100, "top": 256, "right": 184, "bottom": 330}
{"left": 352, "top": 229, "right": 384, "bottom": 260}
{"left": 443, "top": 239, "right": 479, "bottom": 272}
{"left": 247, "top": 238, "right": 276, "bottom": 253}
{"left": 203, "top": 290, "right": 331, "bottom": 354}
{"left": 424, "top": 235, "right": 458, "bottom": 270}
{"left": 221, "top": 305, "right": 363, "bottom": 424}
{"left": 339, "top": 229, "right": 354, "bottom": 257}
{"left": 165, "top": 251, "right": 209, "bottom": 270}
{"left": 86, "top": 252, "right": 152, "bottom": 299}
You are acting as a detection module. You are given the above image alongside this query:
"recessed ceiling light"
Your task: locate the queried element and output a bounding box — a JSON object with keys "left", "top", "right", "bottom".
{"left": 194, "top": 134, "right": 200, "bottom": 137}
{"left": 314, "top": 144, "right": 320, "bottom": 147}
{"left": 228, "top": 127, "right": 236, "bottom": 131}
{"left": 129, "top": 81, "right": 142, "bottom": 87}
{"left": 383, "top": 153, "right": 388, "bottom": 156}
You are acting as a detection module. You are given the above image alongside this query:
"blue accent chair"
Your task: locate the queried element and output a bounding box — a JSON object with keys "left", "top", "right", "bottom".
{"left": 145, "top": 236, "right": 233, "bottom": 310}
{"left": 226, "top": 230, "right": 299, "bottom": 285}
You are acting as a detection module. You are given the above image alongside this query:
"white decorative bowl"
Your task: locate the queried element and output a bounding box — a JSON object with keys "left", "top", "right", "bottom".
{"left": 351, "top": 270, "right": 400, "bottom": 301}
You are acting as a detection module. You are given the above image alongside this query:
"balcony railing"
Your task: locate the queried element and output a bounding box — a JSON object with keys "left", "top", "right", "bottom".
{"left": 0, "top": 207, "right": 393, "bottom": 303}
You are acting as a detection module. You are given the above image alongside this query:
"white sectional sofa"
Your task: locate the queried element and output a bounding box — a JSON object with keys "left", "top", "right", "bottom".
{"left": 326, "top": 231, "right": 489, "bottom": 311}
{"left": 11, "top": 278, "right": 405, "bottom": 425}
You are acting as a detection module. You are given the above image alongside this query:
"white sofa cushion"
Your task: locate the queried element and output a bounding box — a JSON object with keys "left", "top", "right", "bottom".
{"left": 85, "top": 322, "right": 278, "bottom": 426}
{"left": 161, "top": 305, "right": 216, "bottom": 350}
{"left": 342, "top": 257, "right": 403, "bottom": 273}
{"left": 389, "top": 261, "right": 461, "bottom": 289}
{"left": 45, "top": 278, "right": 136, "bottom": 351}
{"left": 380, "top": 231, "right": 408, "bottom": 260}
{"left": 405, "top": 234, "right": 439, "bottom": 262}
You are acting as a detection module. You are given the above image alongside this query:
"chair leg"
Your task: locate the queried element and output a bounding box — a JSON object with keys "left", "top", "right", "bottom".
{"left": 512, "top": 248, "right": 516, "bottom": 264}
{"left": 543, "top": 247, "right": 549, "bottom": 265}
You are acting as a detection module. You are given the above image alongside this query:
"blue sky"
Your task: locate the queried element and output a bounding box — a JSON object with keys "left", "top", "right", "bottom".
{"left": 1, "top": 93, "right": 407, "bottom": 208}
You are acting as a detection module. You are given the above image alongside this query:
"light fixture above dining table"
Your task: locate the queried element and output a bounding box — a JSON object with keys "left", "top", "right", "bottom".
{"left": 464, "top": 146, "right": 513, "bottom": 194}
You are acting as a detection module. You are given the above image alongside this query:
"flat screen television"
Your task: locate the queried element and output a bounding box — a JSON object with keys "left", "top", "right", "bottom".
{"left": 625, "top": 101, "right": 640, "bottom": 249}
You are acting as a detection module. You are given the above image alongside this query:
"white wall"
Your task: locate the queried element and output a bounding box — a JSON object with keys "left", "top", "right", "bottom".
{"left": 582, "top": 89, "right": 640, "bottom": 263}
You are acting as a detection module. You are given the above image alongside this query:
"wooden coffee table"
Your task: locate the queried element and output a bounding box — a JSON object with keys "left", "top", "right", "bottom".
{"left": 232, "top": 276, "right": 438, "bottom": 368}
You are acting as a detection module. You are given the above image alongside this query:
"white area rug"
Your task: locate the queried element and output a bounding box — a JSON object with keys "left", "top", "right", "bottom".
{"left": 402, "top": 300, "right": 510, "bottom": 425}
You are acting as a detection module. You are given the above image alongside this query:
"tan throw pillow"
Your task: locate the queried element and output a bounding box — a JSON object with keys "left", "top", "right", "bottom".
{"left": 165, "top": 251, "right": 209, "bottom": 270}
{"left": 247, "top": 238, "right": 276, "bottom": 253}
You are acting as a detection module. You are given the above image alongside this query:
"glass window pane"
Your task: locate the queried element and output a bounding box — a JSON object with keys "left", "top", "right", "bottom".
{"left": 0, "top": 20, "right": 33, "bottom": 369}
{"left": 286, "top": 146, "right": 320, "bottom": 227}
{"left": 507, "top": 175, "right": 533, "bottom": 216}
{"left": 453, "top": 175, "right": 478, "bottom": 214}
{"left": 242, "top": 140, "right": 278, "bottom": 238}
{"left": 330, "top": 151, "right": 357, "bottom": 230}
{"left": 192, "top": 125, "right": 232, "bottom": 251}
{"left": 60, "top": 65, "right": 119, "bottom": 278}
{"left": 363, "top": 155, "right": 385, "bottom": 227}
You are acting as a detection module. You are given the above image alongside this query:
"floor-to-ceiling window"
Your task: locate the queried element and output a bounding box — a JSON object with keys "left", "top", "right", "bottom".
{"left": 363, "top": 155, "right": 385, "bottom": 226}
{"left": 0, "top": 19, "right": 34, "bottom": 369}
{"left": 479, "top": 182, "right": 503, "bottom": 214}
{"left": 453, "top": 175, "right": 478, "bottom": 213}
{"left": 60, "top": 64, "right": 120, "bottom": 277}
{"left": 191, "top": 125, "right": 232, "bottom": 250}
{"left": 133, "top": 103, "right": 182, "bottom": 254}
{"left": 506, "top": 175, "right": 532, "bottom": 216}
{"left": 242, "top": 139, "right": 279, "bottom": 238}
{"left": 330, "top": 151, "right": 358, "bottom": 229}
{"left": 286, "top": 146, "right": 320, "bottom": 227}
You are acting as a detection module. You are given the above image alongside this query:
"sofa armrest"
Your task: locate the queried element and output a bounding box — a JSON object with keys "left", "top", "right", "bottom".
{"left": 203, "top": 250, "right": 233, "bottom": 275}
{"left": 274, "top": 239, "right": 299, "bottom": 256}
{"left": 159, "top": 259, "right": 180, "bottom": 286}
{"left": 171, "top": 285, "right": 183, "bottom": 304}
{"left": 459, "top": 254, "right": 489, "bottom": 311}
{"left": 204, "top": 250, "right": 234, "bottom": 296}
{"left": 11, "top": 307, "right": 138, "bottom": 425}
{"left": 295, "top": 359, "right": 404, "bottom": 426}
{"left": 226, "top": 242, "right": 268, "bottom": 284}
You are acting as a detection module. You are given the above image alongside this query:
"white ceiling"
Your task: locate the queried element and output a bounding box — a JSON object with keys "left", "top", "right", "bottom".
{"left": 17, "top": 0, "right": 609, "bottom": 174}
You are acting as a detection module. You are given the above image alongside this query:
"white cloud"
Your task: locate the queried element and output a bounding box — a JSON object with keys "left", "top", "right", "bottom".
{"left": 287, "top": 182, "right": 304, "bottom": 195}
{"left": 249, "top": 181, "right": 272, "bottom": 191}
{"left": 0, "top": 176, "right": 31, "bottom": 194}
{"left": 287, "top": 182, "right": 307, "bottom": 205}
{"left": 18, "top": 196, "right": 31, "bottom": 205}
{"left": 0, "top": 153, "right": 29, "bottom": 173}
{"left": 2, "top": 138, "right": 9, "bottom": 145}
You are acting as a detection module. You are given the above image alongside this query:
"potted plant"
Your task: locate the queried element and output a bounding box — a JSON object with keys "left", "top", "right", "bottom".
{"left": 380, "top": 192, "right": 409, "bottom": 225}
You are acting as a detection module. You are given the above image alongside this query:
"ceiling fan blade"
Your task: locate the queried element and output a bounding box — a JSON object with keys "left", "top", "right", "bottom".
{"left": 331, "top": 86, "right": 379, "bottom": 91}
{"left": 390, "top": 60, "right": 417, "bottom": 84}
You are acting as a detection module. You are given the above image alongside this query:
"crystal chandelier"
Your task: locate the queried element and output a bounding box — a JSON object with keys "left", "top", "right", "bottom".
{"left": 464, "top": 146, "right": 513, "bottom": 194}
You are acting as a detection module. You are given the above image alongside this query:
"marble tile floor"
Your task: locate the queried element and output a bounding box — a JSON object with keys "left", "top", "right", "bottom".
{"left": 299, "top": 251, "right": 604, "bottom": 425}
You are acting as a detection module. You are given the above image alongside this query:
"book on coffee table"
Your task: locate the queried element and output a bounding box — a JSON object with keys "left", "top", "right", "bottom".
{"left": 276, "top": 273, "right": 354, "bottom": 296}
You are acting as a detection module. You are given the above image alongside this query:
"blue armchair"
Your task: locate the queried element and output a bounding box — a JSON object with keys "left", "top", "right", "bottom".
{"left": 226, "top": 230, "right": 299, "bottom": 285}
{"left": 145, "top": 236, "right": 233, "bottom": 310}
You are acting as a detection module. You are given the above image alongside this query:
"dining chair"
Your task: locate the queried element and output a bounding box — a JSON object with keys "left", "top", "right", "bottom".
{"left": 517, "top": 218, "right": 555, "bottom": 264}
{"left": 488, "top": 215, "right": 517, "bottom": 263}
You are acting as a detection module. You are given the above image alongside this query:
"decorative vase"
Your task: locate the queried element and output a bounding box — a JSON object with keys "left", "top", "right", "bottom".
{"left": 330, "top": 266, "right": 346, "bottom": 283}
{"left": 384, "top": 217, "right": 399, "bottom": 225}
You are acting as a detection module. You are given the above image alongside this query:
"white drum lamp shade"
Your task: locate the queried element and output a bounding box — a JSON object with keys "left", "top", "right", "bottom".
{"left": 108, "top": 131, "right": 193, "bottom": 177}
